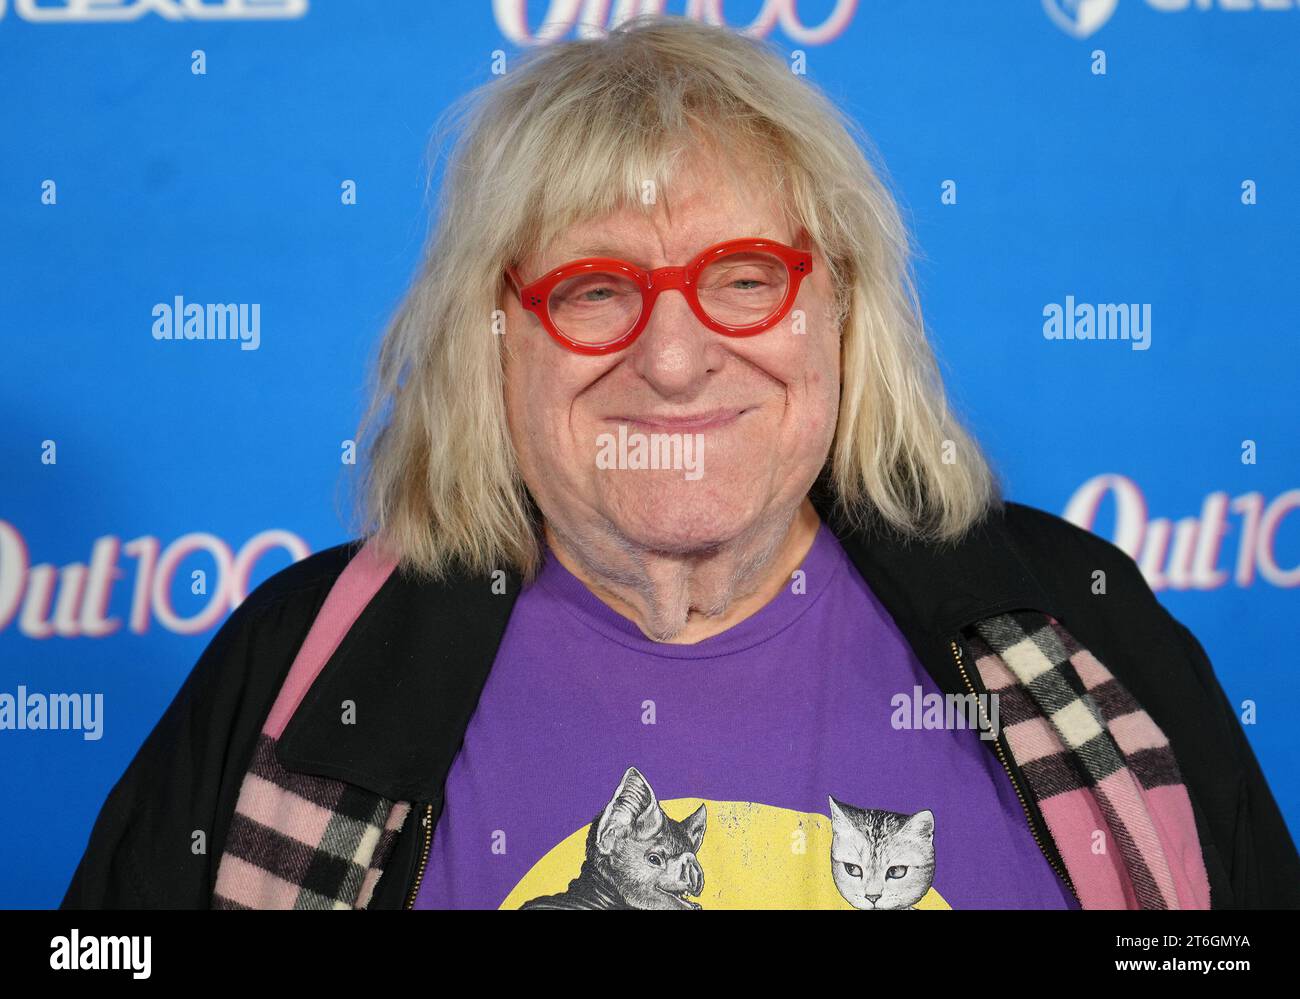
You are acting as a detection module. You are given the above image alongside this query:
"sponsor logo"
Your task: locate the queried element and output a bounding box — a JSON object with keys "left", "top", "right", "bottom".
{"left": 0, "top": 0, "right": 307, "bottom": 22}
{"left": 1043, "top": 0, "right": 1119, "bottom": 38}
{"left": 1045, "top": 0, "right": 1299, "bottom": 39}
{"left": 1064, "top": 474, "right": 1300, "bottom": 590}
{"left": 0, "top": 521, "right": 310, "bottom": 638}
{"left": 492, "top": 0, "right": 858, "bottom": 46}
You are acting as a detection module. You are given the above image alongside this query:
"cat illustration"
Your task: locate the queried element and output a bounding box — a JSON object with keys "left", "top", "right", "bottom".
{"left": 521, "top": 766, "right": 707, "bottom": 910}
{"left": 827, "top": 796, "right": 935, "bottom": 910}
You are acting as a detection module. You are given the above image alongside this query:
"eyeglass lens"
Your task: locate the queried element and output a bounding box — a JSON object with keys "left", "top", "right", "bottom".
{"left": 546, "top": 250, "right": 791, "bottom": 345}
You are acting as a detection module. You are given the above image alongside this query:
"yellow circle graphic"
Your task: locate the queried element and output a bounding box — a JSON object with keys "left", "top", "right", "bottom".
{"left": 501, "top": 798, "right": 951, "bottom": 910}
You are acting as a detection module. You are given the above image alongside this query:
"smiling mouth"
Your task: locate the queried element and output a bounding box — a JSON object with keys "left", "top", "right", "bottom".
{"left": 657, "top": 885, "right": 702, "bottom": 909}
{"left": 613, "top": 407, "right": 749, "bottom": 432}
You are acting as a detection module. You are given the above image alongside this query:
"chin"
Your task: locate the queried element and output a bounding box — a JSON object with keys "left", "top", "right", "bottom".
{"left": 603, "top": 484, "right": 761, "bottom": 554}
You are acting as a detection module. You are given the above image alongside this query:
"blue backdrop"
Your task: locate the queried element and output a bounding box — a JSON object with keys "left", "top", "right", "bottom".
{"left": 1, "top": 0, "right": 1297, "bottom": 908}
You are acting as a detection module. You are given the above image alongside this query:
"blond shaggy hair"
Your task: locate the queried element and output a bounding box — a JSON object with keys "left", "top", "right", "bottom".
{"left": 352, "top": 14, "right": 1001, "bottom": 582}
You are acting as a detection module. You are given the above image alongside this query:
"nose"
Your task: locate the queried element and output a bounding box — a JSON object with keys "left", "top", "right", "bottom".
{"left": 628, "top": 288, "right": 726, "bottom": 397}
{"left": 673, "top": 853, "right": 704, "bottom": 894}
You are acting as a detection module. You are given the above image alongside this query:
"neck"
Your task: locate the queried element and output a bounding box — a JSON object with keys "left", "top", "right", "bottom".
{"left": 542, "top": 495, "right": 822, "bottom": 643}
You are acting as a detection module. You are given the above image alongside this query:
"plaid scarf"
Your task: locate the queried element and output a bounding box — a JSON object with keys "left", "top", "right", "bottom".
{"left": 964, "top": 611, "right": 1209, "bottom": 908}
{"left": 212, "top": 541, "right": 409, "bottom": 910}
{"left": 212, "top": 541, "right": 1210, "bottom": 909}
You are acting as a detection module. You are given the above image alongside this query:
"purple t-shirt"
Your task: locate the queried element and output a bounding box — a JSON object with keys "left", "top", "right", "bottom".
{"left": 414, "top": 520, "right": 1078, "bottom": 910}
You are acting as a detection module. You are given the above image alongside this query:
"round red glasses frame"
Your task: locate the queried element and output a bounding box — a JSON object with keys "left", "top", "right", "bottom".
{"left": 505, "top": 237, "right": 813, "bottom": 356}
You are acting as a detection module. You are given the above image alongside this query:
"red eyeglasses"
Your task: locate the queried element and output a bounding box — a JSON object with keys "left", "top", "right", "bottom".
{"left": 505, "top": 237, "right": 813, "bottom": 355}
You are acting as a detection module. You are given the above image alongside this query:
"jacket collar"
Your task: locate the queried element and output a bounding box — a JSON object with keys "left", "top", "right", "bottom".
{"left": 276, "top": 485, "right": 1061, "bottom": 803}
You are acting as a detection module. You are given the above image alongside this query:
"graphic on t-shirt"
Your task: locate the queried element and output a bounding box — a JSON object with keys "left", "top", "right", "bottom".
{"left": 520, "top": 766, "right": 707, "bottom": 909}
{"left": 506, "top": 766, "right": 949, "bottom": 910}
{"left": 827, "top": 796, "right": 935, "bottom": 910}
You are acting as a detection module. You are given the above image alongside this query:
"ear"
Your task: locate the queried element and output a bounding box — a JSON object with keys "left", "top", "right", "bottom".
{"left": 682, "top": 803, "right": 707, "bottom": 852}
{"left": 595, "top": 767, "right": 659, "bottom": 855}
{"left": 903, "top": 809, "right": 935, "bottom": 841}
{"left": 827, "top": 796, "right": 854, "bottom": 838}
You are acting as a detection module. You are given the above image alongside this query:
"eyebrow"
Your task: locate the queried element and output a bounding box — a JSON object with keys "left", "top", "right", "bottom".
{"left": 548, "top": 231, "right": 783, "bottom": 270}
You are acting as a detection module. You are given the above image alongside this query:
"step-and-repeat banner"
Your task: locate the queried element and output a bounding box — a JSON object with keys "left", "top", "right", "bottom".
{"left": 1, "top": 1, "right": 1296, "bottom": 907}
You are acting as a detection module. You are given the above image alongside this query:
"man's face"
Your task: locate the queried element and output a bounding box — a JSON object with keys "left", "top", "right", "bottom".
{"left": 501, "top": 157, "right": 840, "bottom": 554}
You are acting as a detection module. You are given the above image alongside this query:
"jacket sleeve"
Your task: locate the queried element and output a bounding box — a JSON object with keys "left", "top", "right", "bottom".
{"left": 59, "top": 590, "right": 315, "bottom": 909}
{"left": 1168, "top": 614, "right": 1300, "bottom": 908}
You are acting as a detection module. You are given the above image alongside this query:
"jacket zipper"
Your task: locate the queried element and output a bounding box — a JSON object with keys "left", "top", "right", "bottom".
{"left": 950, "top": 637, "right": 1080, "bottom": 904}
{"left": 403, "top": 802, "right": 435, "bottom": 909}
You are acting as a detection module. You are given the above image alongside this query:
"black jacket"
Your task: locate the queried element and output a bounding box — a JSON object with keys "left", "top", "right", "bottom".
{"left": 60, "top": 492, "right": 1300, "bottom": 909}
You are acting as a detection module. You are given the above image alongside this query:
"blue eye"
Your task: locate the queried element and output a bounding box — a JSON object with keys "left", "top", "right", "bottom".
{"left": 886, "top": 866, "right": 908, "bottom": 880}
{"left": 843, "top": 862, "right": 862, "bottom": 878}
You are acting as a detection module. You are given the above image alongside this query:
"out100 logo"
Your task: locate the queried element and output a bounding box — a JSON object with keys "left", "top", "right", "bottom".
{"left": 0, "top": 523, "right": 311, "bottom": 639}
